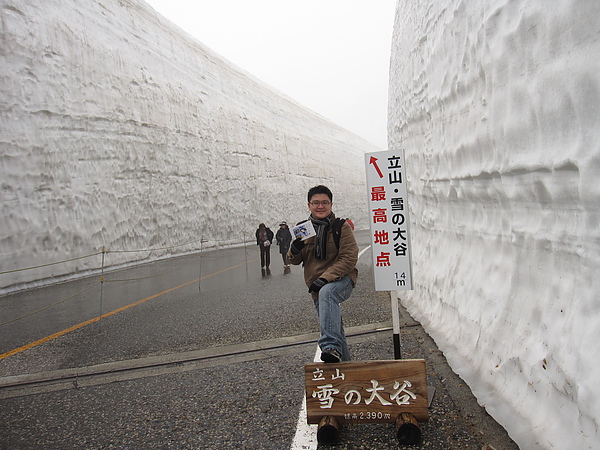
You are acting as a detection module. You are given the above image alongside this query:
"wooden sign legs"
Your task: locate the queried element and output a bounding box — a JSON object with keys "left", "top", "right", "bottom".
{"left": 317, "top": 416, "right": 340, "bottom": 445}
{"left": 396, "top": 412, "right": 422, "bottom": 445}
{"left": 315, "top": 412, "right": 421, "bottom": 446}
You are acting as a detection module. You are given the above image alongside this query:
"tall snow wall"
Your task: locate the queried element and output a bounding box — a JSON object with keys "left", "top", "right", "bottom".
{"left": 0, "top": 0, "right": 377, "bottom": 293}
{"left": 389, "top": 1, "right": 600, "bottom": 449}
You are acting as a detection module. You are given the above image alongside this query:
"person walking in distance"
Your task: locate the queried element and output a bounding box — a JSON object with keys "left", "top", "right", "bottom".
{"left": 255, "top": 223, "right": 274, "bottom": 275}
{"left": 287, "top": 185, "right": 358, "bottom": 362}
{"left": 276, "top": 221, "right": 292, "bottom": 268}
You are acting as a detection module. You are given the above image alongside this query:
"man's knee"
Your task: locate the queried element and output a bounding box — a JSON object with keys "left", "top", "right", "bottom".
{"left": 319, "top": 277, "right": 352, "bottom": 301}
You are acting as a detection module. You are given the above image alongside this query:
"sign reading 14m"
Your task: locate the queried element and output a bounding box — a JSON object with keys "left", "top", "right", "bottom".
{"left": 365, "top": 150, "right": 413, "bottom": 291}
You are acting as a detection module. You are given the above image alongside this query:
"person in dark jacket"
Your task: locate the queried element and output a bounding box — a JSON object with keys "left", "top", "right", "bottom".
{"left": 255, "top": 223, "right": 274, "bottom": 273}
{"left": 276, "top": 221, "right": 292, "bottom": 268}
{"left": 287, "top": 185, "right": 358, "bottom": 363}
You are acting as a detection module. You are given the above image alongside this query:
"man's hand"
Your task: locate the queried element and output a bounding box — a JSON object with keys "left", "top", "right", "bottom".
{"left": 290, "top": 238, "right": 305, "bottom": 254}
{"left": 309, "top": 278, "right": 328, "bottom": 293}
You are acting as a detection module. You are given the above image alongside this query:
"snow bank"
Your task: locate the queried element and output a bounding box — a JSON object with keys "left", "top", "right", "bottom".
{"left": 388, "top": 1, "right": 600, "bottom": 448}
{"left": 0, "top": 0, "right": 376, "bottom": 292}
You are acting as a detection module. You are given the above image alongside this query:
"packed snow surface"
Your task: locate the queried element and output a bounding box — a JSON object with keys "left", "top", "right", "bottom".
{"left": 0, "top": 0, "right": 376, "bottom": 292}
{"left": 388, "top": 1, "right": 600, "bottom": 449}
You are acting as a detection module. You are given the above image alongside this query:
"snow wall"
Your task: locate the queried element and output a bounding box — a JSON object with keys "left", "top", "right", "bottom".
{"left": 389, "top": 1, "right": 600, "bottom": 449}
{"left": 0, "top": 0, "right": 377, "bottom": 293}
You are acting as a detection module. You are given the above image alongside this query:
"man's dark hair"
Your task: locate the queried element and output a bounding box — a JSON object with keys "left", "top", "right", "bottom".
{"left": 308, "top": 185, "right": 333, "bottom": 202}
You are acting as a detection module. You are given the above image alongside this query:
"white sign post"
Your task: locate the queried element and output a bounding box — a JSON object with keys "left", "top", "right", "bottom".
{"left": 365, "top": 149, "right": 413, "bottom": 359}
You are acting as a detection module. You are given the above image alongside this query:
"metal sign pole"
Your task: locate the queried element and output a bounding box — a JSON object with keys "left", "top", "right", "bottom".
{"left": 390, "top": 291, "right": 402, "bottom": 359}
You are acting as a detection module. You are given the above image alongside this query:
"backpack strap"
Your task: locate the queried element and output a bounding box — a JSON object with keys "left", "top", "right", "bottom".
{"left": 331, "top": 218, "right": 346, "bottom": 249}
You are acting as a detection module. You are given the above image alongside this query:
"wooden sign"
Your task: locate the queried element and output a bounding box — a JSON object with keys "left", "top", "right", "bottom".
{"left": 305, "top": 359, "right": 428, "bottom": 424}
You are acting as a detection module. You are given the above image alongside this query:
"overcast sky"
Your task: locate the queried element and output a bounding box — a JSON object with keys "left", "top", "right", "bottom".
{"left": 144, "top": 0, "right": 396, "bottom": 149}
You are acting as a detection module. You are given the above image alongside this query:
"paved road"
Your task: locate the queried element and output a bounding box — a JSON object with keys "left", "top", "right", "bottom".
{"left": 0, "top": 230, "right": 518, "bottom": 449}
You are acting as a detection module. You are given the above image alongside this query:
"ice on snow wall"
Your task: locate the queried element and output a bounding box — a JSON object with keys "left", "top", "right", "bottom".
{"left": 0, "top": 0, "right": 377, "bottom": 292}
{"left": 389, "top": 1, "right": 600, "bottom": 448}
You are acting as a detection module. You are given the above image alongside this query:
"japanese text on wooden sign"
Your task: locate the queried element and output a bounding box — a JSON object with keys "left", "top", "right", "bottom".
{"left": 365, "top": 150, "right": 413, "bottom": 291}
{"left": 305, "top": 360, "right": 428, "bottom": 424}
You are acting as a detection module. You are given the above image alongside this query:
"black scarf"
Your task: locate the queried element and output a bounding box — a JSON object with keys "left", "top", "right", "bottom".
{"left": 310, "top": 213, "right": 335, "bottom": 260}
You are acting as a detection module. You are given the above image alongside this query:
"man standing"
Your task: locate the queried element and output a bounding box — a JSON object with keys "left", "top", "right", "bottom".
{"left": 287, "top": 185, "right": 358, "bottom": 362}
{"left": 255, "top": 223, "right": 274, "bottom": 274}
{"left": 276, "top": 221, "right": 292, "bottom": 268}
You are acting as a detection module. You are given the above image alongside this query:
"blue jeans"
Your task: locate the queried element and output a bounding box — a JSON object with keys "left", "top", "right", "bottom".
{"left": 313, "top": 275, "right": 354, "bottom": 361}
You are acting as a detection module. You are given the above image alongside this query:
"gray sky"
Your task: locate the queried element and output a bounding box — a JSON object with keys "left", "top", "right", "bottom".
{"left": 144, "top": 0, "right": 396, "bottom": 149}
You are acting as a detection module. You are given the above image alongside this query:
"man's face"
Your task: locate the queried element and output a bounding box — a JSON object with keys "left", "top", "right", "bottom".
{"left": 308, "top": 193, "right": 332, "bottom": 220}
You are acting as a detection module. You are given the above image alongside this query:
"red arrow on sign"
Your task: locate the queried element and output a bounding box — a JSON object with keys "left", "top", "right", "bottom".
{"left": 370, "top": 156, "right": 384, "bottom": 178}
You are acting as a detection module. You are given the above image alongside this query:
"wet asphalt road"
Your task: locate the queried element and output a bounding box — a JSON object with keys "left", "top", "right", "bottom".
{"left": 0, "top": 230, "right": 518, "bottom": 449}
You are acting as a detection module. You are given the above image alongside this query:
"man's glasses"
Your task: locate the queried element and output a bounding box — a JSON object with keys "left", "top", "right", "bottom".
{"left": 309, "top": 201, "right": 331, "bottom": 206}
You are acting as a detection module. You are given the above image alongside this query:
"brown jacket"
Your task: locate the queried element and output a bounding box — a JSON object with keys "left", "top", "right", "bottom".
{"left": 287, "top": 221, "right": 358, "bottom": 299}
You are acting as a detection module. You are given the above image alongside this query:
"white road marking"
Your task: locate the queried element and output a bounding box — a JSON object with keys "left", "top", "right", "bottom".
{"left": 290, "top": 346, "right": 320, "bottom": 449}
